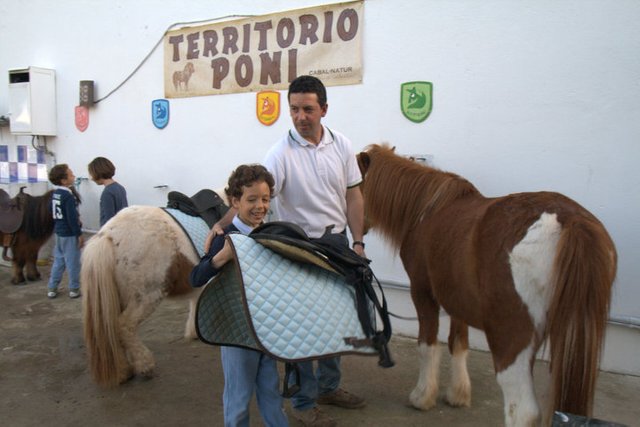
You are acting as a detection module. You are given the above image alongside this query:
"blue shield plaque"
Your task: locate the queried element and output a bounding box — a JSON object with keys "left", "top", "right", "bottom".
{"left": 152, "top": 99, "right": 170, "bottom": 129}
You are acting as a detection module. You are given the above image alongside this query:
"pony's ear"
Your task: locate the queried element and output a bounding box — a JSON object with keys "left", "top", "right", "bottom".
{"left": 357, "top": 152, "right": 370, "bottom": 175}
{"left": 391, "top": 146, "right": 396, "bottom": 152}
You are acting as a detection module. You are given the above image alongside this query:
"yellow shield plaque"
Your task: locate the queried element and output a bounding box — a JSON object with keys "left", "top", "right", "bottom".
{"left": 257, "top": 91, "right": 280, "bottom": 126}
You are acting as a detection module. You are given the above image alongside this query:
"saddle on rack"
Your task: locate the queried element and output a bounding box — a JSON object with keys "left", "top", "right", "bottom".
{"left": 0, "top": 188, "right": 26, "bottom": 234}
{"left": 166, "top": 189, "right": 229, "bottom": 229}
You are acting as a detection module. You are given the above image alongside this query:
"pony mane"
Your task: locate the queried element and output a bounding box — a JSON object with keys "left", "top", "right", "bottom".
{"left": 23, "top": 190, "right": 54, "bottom": 240}
{"left": 362, "top": 144, "right": 480, "bottom": 247}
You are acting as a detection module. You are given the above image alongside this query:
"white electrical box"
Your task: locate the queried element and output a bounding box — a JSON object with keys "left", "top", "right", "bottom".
{"left": 8, "top": 66, "right": 57, "bottom": 136}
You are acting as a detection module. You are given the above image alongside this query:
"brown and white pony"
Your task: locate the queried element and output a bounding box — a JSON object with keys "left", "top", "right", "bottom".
{"left": 1, "top": 189, "right": 54, "bottom": 284}
{"left": 357, "top": 144, "right": 617, "bottom": 426}
{"left": 81, "top": 205, "right": 207, "bottom": 387}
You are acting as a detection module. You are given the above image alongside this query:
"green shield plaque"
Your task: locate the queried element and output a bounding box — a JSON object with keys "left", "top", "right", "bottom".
{"left": 401, "top": 81, "right": 433, "bottom": 123}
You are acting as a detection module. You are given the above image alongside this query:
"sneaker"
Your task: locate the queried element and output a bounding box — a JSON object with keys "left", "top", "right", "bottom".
{"left": 316, "top": 388, "right": 366, "bottom": 409}
{"left": 69, "top": 290, "right": 81, "bottom": 299}
{"left": 47, "top": 290, "right": 58, "bottom": 299}
{"left": 292, "top": 407, "right": 336, "bottom": 427}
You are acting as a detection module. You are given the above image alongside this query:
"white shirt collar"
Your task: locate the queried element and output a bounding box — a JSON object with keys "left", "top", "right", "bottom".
{"left": 232, "top": 215, "right": 255, "bottom": 235}
{"left": 289, "top": 125, "right": 333, "bottom": 148}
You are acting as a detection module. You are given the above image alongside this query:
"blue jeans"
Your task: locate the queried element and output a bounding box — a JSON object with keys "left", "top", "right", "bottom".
{"left": 47, "top": 235, "right": 81, "bottom": 292}
{"left": 221, "top": 346, "right": 288, "bottom": 427}
{"left": 289, "top": 357, "right": 341, "bottom": 411}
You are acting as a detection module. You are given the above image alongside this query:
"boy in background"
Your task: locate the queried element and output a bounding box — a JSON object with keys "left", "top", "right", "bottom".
{"left": 88, "top": 157, "right": 128, "bottom": 226}
{"left": 47, "top": 164, "right": 83, "bottom": 299}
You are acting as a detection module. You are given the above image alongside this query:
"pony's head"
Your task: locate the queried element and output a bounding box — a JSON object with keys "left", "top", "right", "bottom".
{"left": 357, "top": 144, "right": 395, "bottom": 178}
{"left": 357, "top": 144, "right": 479, "bottom": 246}
{"left": 357, "top": 144, "right": 396, "bottom": 236}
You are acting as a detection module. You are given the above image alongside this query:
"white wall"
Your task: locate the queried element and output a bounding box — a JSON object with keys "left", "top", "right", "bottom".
{"left": 1, "top": 0, "right": 638, "bottom": 372}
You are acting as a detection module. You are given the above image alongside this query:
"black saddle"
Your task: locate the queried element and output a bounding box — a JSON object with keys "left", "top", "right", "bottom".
{"left": 0, "top": 188, "right": 26, "bottom": 234}
{"left": 250, "top": 222, "right": 367, "bottom": 276}
{"left": 166, "top": 189, "right": 229, "bottom": 229}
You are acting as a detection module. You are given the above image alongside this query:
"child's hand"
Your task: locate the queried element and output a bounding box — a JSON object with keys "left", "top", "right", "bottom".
{"left": 204, "top": 223, "right": 225, "bottom": 252}
{"left": 210, "top": 238, "right": 233, "bottom": 269}
{"left": 78, "top": 235, "right": 85, "bottom": 249}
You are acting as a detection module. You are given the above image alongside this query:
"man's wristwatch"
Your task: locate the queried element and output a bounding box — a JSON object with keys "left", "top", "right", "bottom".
{"left": 352, "top": 241, "right": 365, "bottom": 249}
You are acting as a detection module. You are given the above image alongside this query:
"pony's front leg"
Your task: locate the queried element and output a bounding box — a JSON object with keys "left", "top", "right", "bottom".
{"left": 183, "top": 287, "right": 203, "bottom": 339}
{"left": 24, "top": 250, "right": 41, "bottom": 281}
{"left": 445, "top": 317, "right": 471, "bottom": 407}
{"left": 11, "top": 259, "right": 26, "bottom": 284}
{"left": 409, "top": 284, "right": 441, "bottom": 410}
{"left": 410, "top": 340, "right": 441, "bottom": 410}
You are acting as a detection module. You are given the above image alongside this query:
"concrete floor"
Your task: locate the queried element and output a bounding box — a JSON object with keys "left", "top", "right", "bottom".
{"left": 1, "top": 263, "right": 639, "bottom": 427}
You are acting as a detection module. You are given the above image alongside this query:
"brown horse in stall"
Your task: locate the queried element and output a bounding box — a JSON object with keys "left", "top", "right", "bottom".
{"left": 357, "top": 144, "right": 616, "bottom": 426}
{"left": 0, "top": 188, "right": 54, "bottom": 284}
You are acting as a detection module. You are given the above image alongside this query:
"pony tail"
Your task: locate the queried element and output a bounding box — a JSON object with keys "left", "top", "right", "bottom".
{"left": 547, "top": 217, "right": 616, "bottom": 416}
{"left": 82, "top": 233, "right": 127, "bottom": 387}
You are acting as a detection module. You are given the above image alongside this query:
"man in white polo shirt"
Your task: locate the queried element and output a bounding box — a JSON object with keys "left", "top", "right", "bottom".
{"left": 207, "top": 75, "right": 367, "bottom": 427}
{"left": 263, "top": 75, "right": 367, "bottom": 427}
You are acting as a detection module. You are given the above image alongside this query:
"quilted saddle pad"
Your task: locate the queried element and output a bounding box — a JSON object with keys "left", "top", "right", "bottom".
{"left": 196, "top": 233, "right": 377, "bottom": 361}
{"left": 162, "top": 208, "right": 210, "bottom": 257}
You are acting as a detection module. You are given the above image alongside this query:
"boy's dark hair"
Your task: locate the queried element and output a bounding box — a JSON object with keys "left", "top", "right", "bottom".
{"left": 49, "top": 164, "right": 70, "bottom": 186}
{"left": 88, "top": 157, "right": 116, "bottom": 180}
{"left": 49, "top": 164, "right": 81, "bottom": 202}
{"left": 288, "top": 75, "right": 327, "bottom": 107}
{"left": 225, "top": 164, "right": 275, "bottom": 200}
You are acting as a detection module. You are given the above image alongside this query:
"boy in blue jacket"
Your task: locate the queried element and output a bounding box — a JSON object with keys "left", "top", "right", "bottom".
{"left": 47, "top": 164, "right": 84, "bottom": 299}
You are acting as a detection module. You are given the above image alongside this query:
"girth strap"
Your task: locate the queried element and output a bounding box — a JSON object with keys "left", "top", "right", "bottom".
{"left": 346, "top": 265, "right": 394, "bottom": 368}
{"left": 1, "top": 232, "right": 16, "bottom": 261}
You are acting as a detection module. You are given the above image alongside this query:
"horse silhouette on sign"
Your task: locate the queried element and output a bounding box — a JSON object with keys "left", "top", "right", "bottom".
{"left": 172, "top": 62, "right": 195, "bottom": 91}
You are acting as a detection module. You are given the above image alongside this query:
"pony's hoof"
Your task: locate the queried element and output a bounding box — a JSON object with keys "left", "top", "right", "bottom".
{"left": 444, "top": 392, "right": 471, "bottom": 408}
{"left": 11, "top": 279, "right": 27, "bottom": 286}
{"left": 134, "top": 361, "right": 156, "bottom": 379}
{"left": 445, "top": 377, "right": 471, "bottom": 407}
{"left": 409, "top": 388, "right": 437, "bottom": 411}
{"left": 118, "top": 370, "right": 135, "bottom": 385}
{"left": 183, "top": 331, "right": 198, "bottom": 340}
{"left": 138, "top": 369, "right": 155, "bottom": 379}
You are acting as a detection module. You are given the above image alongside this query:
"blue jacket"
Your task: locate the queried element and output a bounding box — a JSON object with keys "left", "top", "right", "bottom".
{"left": 51, "top": 187, "right": 82, "bottom": 237}
{"left": 190, "top": 223, "right": 238, "bottom": 287}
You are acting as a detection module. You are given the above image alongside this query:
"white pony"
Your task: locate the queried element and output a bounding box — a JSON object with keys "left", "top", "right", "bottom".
{"left": 81, "top": 202, "right": 223, "bottom": 387}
